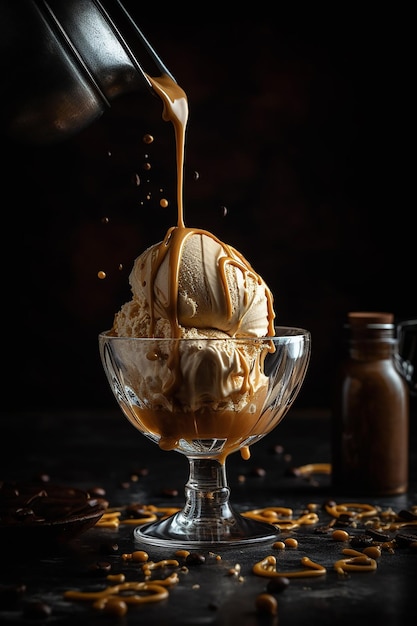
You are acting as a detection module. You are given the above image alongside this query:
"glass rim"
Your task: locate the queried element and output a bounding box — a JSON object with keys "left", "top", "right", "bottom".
{"left": 99, "top": 326, "right": 310, "bottom": 341}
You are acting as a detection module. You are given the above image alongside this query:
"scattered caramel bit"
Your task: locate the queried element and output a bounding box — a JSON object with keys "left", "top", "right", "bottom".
{"left": 131, "top": 551, "right": 149, "bottom": 562}
{"left": 102, "top": 597, "right": 127, "bottom": 617}
{"left": 65, "top": 582, "right": 170, "bottom": 608}
{"left": 284, "top": 538, "right": 298, "bottom": 548}
{"left": 253, "top": 555, "right": 326, "bottom": 579}
{"left": 363, "top": 545, "right": 382, "bottom": 559}
{"left": 97, "top": 271, "right": 106, "bottom": 280}
{"left": 273, "top": 541, "right": 286, "bottom": 550}
{"left": 175, "top": 549, "right": 190, "bottom": 559}
{"left": 160, "top": 198, "right": 169, "bottom": 208}
{"left": 107, "top": 574, "right": 125, "bottom": 583}
{"left": 143, "top": 134, "right": 154, "bottom": 144}
{"left": 96, "top": 510, "right": 121, "bottom": 528}
{"left": 142, "top": 560, "right": 180, "bottom": 578}
{"left": 227, "top": 563, "right": 241, "bottom": 577}
{"left": 287, "top": 463, "right": 331, "bottom": 477}
{"left": 96, "top": 504, "right": 181, "bottom": 529}
{"left": 243, "top": 506, "right": 293, "bottom": 523}
{"left": 255, "top": 593, "right": 278, "bottom": 616}
{"left": 334, "top": 548, "right": 378, "bottom": 576}
{"left": 325, "top": 502, "right": 378, "bottom": 520}
{"left": 243, "top": 507, "right": 319, "bottom": 531}
{"left": 332, "top": 529, "right": 350, "bottom": 542}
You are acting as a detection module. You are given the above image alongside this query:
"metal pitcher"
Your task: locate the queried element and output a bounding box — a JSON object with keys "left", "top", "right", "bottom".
{"left": 0, "top": 0, "right": 175, "bottom": 143}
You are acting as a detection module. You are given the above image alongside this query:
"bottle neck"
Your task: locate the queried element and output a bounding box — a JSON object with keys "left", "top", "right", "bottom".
{"left": 347, "top": 324, "right": 397, "bottom": 360}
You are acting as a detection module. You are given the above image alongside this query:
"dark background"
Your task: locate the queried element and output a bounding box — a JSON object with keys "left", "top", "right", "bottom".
{"left": 1, "top": 7, "right": 414, "bottom": 412}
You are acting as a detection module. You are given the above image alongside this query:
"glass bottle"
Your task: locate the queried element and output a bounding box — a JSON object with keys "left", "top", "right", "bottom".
{"left": 332, "top": 311, "right": 409, "bottom": 496}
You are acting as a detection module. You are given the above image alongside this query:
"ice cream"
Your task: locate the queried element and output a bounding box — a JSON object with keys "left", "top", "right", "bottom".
{"left": 111, "top": 226, "right": 275, "bottom": 340}
{"left": 108, "top": 223, "right": 276, "bottom": 445}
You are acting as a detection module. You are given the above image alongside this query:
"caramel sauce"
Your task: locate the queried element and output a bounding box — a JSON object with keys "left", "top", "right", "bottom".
{"left": 253, "top": 555, "right": 326, "bottom": 579}
{"left": 64, "top": 554, "right": 180, "bottom": 615}
{"left": 123, "top": 378, "right": 282, "bottom": 463}
{"left": 333, "top": 548, "right": 377, "bottom": 575}
{"left": 146, "top": 74, "right": 275, "bottom": 337}
{"left": 108, "top": 73, "right": 276, "bottom": 462}
{"left": 242, "top": 507, "right": 319, "bottom": 531}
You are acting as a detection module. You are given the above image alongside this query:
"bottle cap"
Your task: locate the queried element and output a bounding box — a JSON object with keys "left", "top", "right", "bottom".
{"left": 346, "top": 312, "right": 395, "bottom": 341}
{"left": 348, "top": 312, "right": 394, "bottom": 326}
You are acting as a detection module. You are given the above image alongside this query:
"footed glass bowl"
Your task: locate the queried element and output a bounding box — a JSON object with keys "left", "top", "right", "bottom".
{"left": 99, "top": 327, "right": 311, "bottom": 547}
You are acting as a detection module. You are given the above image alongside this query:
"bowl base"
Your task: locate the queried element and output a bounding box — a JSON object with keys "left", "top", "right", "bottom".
{"left": 133, "top": 511, "right": 279, "bottom": 549}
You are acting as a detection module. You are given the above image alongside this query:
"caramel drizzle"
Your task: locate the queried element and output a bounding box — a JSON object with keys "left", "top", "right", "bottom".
{"left": 334, "top": 548, "right": 378, "bottom": 575}
{"left": 64, "top": 557, "right": 180, "bottom": 613}
{"left": 64, "top": 571, "right": 179, "bottom": 610}
{"left": 324, "top": 502, "right": 379, "bottom": 520}
{"left": 144, "top": 74, "right": 275, "bottom": 341}
{"left": 242, "top": 507, "right": 319, "bottom": 530}
{"left": 147, "top": 74, "right": 188, "bottom": 229}
{"left": 253, "top": 555, "right": 326, "bottom": 579}
{"left": 96, "top": 504, "right": 180, "bottom": 529}
{"left": 139, "top": 221, "right": 275, "bottom": 340}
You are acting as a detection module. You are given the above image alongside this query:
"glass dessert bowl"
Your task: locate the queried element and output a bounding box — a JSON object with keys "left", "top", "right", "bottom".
{"left": 99, "top": 327, "right": 311, "bottom": 548}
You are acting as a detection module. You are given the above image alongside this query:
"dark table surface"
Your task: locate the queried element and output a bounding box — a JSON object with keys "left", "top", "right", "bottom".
{"left": 1, "top": 406, "right": 416, "bottom": 625}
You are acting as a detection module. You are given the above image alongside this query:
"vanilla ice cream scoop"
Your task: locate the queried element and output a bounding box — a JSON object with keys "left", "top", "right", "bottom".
{"left": 112, "top": 226, "right": 275, "bottom": 339}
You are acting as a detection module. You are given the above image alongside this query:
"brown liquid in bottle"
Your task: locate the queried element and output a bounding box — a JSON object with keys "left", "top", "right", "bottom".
{"left": 332, "top": 312, "right": 409, "bottom": 496}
